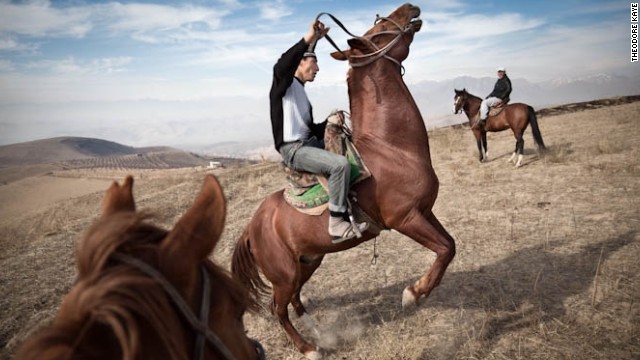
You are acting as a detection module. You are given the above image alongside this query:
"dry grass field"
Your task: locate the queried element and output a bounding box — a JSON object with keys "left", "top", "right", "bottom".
{"left": 1, "top": 100, "right": 639, "bottom": 359}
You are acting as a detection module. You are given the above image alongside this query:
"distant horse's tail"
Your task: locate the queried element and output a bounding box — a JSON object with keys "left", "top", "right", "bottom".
{"left": 528, "top": 106, "right": 546, "bottom": 151}
{"left": 231, "top": 227, "right": 270, "bottom": 305}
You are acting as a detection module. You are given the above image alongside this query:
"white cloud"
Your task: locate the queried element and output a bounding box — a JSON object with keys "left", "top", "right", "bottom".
{"left": 257, "top": 0, "right": 292, "bottom": 21}
{"left": 0, "top": 0, "right": 92, "bottom": 38}
{"left": 102, "top": 3, "right": 227, "bottom": 33}
{"left": 420, "top": 0, "right": 465, "bottom": 10}
{"left": 0, "top": 1, "right": 236, "bottom": 46}
{"left": 404, "top": 11, "right": 632, "bottom": 82}
{"left": 24, "top": 56, "right": 132, "bottom": 75}
{"left": 0, "top": 59, "right": 14, "bottom": 71}
{"left": 424, "top": 12, "right": 544, "bottom": 38}
{"left": 0, "top": 36, "right": 39, "bottom": 52}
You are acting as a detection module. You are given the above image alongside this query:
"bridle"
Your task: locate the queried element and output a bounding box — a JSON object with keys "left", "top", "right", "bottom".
{"left": 111, "top": 253, "right": 266, "bottom": 360}
{"left": 313, "top": 12, "right": 419, "bottom": 74}
{"left": 454, "top": 94, "right": 465, "bottom": 115}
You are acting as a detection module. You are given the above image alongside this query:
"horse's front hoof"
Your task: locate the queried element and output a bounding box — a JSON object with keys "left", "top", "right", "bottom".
{"left": 304, "top": 349, "right": 323, "bottom": 360}
{"left": 515, "top": 155, "right": 523, "bottom": 168}
{"left": 402, "top": 287, "right": 418, "bottom": 308}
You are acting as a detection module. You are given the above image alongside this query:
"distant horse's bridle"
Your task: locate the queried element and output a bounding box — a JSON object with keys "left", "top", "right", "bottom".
{"left": 454, "top": 93, "right": 465, "bottom": 114}
{"left": 112, "top": 253, "right": 266, "bottom": 360}
{"left": 313, "top": 12, "right": 419, "bottom": 74}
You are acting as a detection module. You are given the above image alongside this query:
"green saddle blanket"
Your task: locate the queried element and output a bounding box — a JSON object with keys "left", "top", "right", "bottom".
{"left": 282, "top": 121, "right": 371, "bottom": 215}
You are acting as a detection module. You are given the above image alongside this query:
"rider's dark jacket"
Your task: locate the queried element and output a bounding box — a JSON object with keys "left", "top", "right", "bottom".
{"left": 487, "top": 74, "right": 512, "bottom": 100}
{"left": 270, "top": 38, "right": 326, "bottom": 151}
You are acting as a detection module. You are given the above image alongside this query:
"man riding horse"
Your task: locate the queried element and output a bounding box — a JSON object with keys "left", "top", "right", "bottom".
{"left": 479, "top": 67, "right": 512, "bottom": 128}
{"left": 269, "top": 20, "right": 369, "bottom": 243}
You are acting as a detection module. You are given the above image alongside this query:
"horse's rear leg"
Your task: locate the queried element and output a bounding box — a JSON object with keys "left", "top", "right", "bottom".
{"left": 475, "top": 137, "right": 487, "bottom": 162}
{"left": 268, "top": 260, "right": 322, "bottom": 359}
{"left": 396, "top": 211, "right": 456, "bottom": 307}
{"left": 291, "top": 256, "right": 324, "bottom": 315}
{"left": 481, "top": 131, "right": 488, "bottom": 159}
{"left": 291, "top": 257, "right": 324, "bottom": 329}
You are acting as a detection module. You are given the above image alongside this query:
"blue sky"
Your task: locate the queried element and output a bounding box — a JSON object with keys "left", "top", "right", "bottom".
{"left": 0, "top": 0, "right": 636, "bottom": 148}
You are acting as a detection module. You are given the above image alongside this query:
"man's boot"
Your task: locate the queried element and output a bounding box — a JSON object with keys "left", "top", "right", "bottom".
{"left": 329, "top": 213, "right": 369, "bottom": 244}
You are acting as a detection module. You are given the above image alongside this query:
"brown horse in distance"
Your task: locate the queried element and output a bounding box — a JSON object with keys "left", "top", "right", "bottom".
{"left": 15, "top": 175, "right": 265, "bottom": 360}
{"left": 232, "top": 4, "right": 455, "bottom": 359}
{"left": 454, "top": 88, "right": 546, "bottom": 167}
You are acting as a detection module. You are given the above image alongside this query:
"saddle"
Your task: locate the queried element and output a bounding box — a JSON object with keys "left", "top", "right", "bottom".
{"left": 488, "top": 97, "right": 510, "bottom": 117}
{"left": 282, "top": 111, "right": 372, "bottom": 215}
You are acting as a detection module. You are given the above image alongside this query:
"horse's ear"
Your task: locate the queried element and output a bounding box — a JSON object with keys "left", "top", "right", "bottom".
{"left": 330, "top": 49, "right": 350, "bottom": 61}
{"left": 101, "top": 176, "right": 135, "bottom": 218}
{"left": 161, "top": 175, "right": 226, "bottom": 264}
{"left": 332, "top": 38, "right": 372, "bottom": 61}
{"left": 347, "top": 37, "right": 371, "bottom": 51}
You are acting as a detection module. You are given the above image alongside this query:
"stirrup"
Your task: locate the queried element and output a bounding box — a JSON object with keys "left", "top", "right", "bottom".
{"left": 331, "top": 222, "right": 369, "bottom": 244}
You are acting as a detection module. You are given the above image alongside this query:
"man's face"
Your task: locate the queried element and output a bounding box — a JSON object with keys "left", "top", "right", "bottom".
{"left": 297, "top": 57, "right": 319, "bottom": 83}
{"left": 497, "top": 70, "right": 505, "bottom": 78}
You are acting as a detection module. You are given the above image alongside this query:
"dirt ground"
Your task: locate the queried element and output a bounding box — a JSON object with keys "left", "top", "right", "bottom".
{"left": 1, "top": 102, "right": 639, "bottom": 359}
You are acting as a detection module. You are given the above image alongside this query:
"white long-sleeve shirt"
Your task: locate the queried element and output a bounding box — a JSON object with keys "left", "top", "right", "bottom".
{"left": 282, "top": 78, "right": 312, "bottom": 142}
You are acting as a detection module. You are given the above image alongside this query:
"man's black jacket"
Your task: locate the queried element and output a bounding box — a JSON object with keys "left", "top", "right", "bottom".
{"left": 487, "top": 75, "right": 512, "bottom": 100}
{"left": 270, "top": 38, "right": 326, "bottom": 151}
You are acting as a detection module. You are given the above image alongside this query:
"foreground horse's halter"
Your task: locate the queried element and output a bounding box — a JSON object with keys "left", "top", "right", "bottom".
{"left": 111, "top": 253, "right": 266, "bottom": 360}
{"left": 314, "top": 12, "right": 418, "bottom": 74}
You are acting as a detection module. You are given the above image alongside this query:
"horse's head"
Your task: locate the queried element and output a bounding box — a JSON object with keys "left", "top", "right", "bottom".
{"left": 331, "top": 3, "right": 422, "bottom": 70}
{"left": 453, "top": 88, "right": 469, "bottom": 114}
{"left": 16, "top": 175, "right": 264, "bottom": 360}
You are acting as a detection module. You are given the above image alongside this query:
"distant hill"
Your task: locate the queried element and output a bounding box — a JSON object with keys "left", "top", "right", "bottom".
{"left": 0, "top": 137, "right": 173, "bottom": 167}
{"left": 0, "top": 136, "right": 253, "bottom": 184}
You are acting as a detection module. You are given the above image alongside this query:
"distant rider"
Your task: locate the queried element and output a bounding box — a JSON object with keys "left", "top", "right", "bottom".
{"left": 479, "top": 67, "right": 512, "bottom": 127}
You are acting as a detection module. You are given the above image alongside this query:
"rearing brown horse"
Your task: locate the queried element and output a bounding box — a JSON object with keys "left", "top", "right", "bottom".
{"left": 232, "top": 4, "right": 455, "bottom": 360}
{"left": 454, "top": 88, "right": 546, "bottom": 167}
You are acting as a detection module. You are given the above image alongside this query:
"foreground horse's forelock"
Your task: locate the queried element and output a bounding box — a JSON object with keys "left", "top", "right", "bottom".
{"left": 15, "top": 175, "right": 264, "bottom": 360}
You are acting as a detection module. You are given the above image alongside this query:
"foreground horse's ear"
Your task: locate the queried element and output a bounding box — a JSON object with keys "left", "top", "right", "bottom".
{"left": 162, "top": 175, "right": 226, "bottom": 263}
{"left": 101, "top": 176, "right": 135, "bottom": 218}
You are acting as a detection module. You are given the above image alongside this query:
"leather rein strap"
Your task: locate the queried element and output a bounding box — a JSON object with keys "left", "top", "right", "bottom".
{"left": 314, "top": 12, "right": 412, "bottom": 73}
{"left": 111, "top": 253, "right": 237, "bottom": 360}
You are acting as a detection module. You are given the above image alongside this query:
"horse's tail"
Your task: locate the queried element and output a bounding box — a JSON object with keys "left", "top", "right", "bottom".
{"left": 528, "top": 106, "right": 546, "bottom": 151}
{"left": 231, "top": 226, "right": 270, "bottom": 306}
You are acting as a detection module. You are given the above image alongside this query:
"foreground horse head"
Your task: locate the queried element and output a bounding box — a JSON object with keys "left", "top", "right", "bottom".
{"left": 453, "top": 88, "right": 546, "bottom": 166}
{"left": 15, "top": 175, "right": 264, "bottom": 360}
{"left": 233, "top": 3, "right": 455, "bottom": 360}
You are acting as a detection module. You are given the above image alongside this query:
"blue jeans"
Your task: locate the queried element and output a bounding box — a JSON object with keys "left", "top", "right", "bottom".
{"left": 279, "top": 138, "right": 350, "bottom": 213}
{"left": 480, "top": 97, "right": 501, "bottom": 120}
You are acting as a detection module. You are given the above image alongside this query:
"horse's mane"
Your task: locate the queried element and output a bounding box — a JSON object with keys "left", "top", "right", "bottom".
{"left": 463, "top": 90, "right": 482, "bottom": 103}
{"left": 16, "top": 211, "right": 254, "bottom": 360}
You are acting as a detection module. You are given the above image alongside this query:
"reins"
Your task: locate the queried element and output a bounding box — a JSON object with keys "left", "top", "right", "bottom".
{"left": 313, "top": 12, "right": 414, "bottom": 74}
{"left": 111, "top": 253, "right": 266, "bottom": 360}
